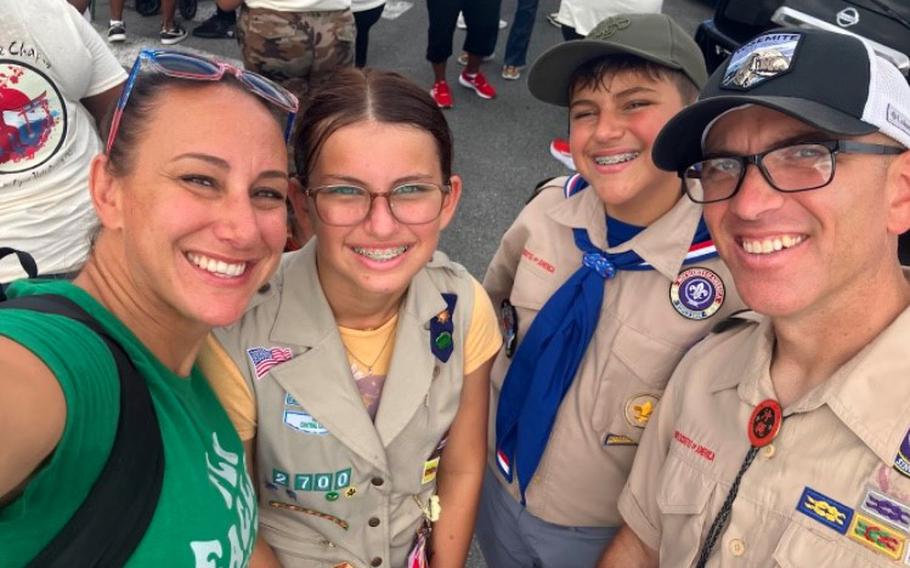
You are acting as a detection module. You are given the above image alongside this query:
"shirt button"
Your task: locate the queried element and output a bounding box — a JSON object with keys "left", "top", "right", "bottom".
{"left": 371, "top": 557, "right": 383, "bottom": 567}
{"left": 368, "top": 517, "right": 381, "bottom": 527}
{"left": 763, "top": 444, "right": 776, "bottom": 459}
{"left": 729, "top": 538, "right": 746, "bottom": 557}
{"left": 371, "top": 477, "right": 384, "bottom": 487}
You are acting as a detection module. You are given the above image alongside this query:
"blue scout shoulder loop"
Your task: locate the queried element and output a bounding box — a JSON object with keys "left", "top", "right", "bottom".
{"left": 430, "top": 293, "right": 457, "bottom": 362}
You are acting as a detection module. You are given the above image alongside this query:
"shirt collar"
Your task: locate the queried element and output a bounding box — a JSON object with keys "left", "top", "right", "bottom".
{"left": 546, "top": 180, "right": 706, "bottom": 281}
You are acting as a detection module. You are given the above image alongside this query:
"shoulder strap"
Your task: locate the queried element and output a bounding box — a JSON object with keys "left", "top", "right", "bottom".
{"left": 0, "top": 294, "right": 164, "bottom": 567}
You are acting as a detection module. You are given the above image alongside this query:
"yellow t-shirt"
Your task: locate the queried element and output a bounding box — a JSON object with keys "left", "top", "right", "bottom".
{"left": 199, "top": 277, "right": 502, "bottom": 440}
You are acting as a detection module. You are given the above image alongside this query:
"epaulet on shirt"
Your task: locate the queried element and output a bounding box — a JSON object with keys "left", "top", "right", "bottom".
{"left": 711, "top": 309, "right": 759, "bottom": 335}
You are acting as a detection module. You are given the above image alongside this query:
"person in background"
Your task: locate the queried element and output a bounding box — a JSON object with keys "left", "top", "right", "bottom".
{"left": 219, "top": 0, "right": 354, "bottom": 110}
{"left": 352, "top": 0, "right": 385, "bottom": 68}
{"left": 601, "top": 28, "right": 910, "bottom": 568}
{"left": 193, "top": 5, "right": 237, "bottom": 39}
{"left": 426, "top": 0, "right": 501, "bottom": 108}
{"left": 0, "top": 48, "right": 297, "bottom": 565}
{"left": 499, "top": 0, "right": 540, "bottom": 81}
{"left": 202, "top": 67, "right": 501, "bottom": 567}
{"left": 0, "top": 0, "right": 125, "bottom": 287}
{"left": 476, "top": 14, "right": 743, "bottom": 568}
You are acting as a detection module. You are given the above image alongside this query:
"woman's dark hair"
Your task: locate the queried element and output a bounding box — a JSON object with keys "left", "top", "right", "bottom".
{"left": 100, "top": 72, "right": 287, "bottom": 178}
{"left": 293, "top": 68, "right": 454, "bottom": 186}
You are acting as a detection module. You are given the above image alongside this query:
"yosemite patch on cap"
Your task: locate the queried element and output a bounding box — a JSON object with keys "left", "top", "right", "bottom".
{"left": 723, "top": 33, "right": 802, "bottom": 90}
{"left": 670, "top": 267, "right": 725, "bottom": 320}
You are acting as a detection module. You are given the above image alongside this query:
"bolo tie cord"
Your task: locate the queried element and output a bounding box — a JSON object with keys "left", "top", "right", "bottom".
{"left": 694, "top": 446, "right": 759, "bottom": 568}
{"left": 694, "top": 413, "right": 786, "bottom": 568}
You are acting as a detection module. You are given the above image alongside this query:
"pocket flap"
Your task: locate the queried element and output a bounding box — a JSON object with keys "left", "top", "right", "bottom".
{"left": 656, "top": 457, "right": 714, "bottom": 515}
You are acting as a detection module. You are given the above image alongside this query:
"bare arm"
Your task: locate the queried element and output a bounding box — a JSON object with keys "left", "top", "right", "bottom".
{"left": 0, "top": 337, "right": 66, "bottom": 503}
{"left": 597, "top": 525, "right": 658, "bottom": 568}
{"left": 429, "top": 356, "right": 493, "bottom": 568}
{"left": 216, "top": 0, "right": 243, "bottom": 12}
{"left": 243, "top": 438, "right": 284, "bottom": 568}
{"left": 80, "top": 83, "right": 123, "bottom": 133}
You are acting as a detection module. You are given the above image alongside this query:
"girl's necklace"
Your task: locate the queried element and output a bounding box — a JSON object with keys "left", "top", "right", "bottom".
{"left": 346, "top": 329, "right": 394, "bottom": 375}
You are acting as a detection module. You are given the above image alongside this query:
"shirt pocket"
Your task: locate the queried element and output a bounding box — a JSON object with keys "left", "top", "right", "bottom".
{"left": 655, "top": 456, "right": 716, "bottom": 568}
{"left": 591, "top": 324, "right": 684, "bottom": 436}
{"left": 772, "top": 519, "right": 900, "bottom": 567}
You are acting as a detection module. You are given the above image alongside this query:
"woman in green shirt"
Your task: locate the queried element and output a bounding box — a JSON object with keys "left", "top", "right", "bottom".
{"left": 0, "top": 49, "right": 297, "bottom": 566}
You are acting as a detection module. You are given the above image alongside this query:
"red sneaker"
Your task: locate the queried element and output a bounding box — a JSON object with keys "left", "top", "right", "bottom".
{"left": 430, "top": 80, "right": 453, "bottom": 109}
{"left": 549, "top": 138, "right": 575, "bottom": 170}
{"left": 459, "top": 71, "right": 496, "bottom": 100}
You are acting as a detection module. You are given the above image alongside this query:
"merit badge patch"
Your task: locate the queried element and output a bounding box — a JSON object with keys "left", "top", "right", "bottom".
{"left": 604, "top": 433, "right": 637, "bottom": 447}
{"left": 422, "top": 457, "right": 440, "bottom": 484}
{"left": 848, "top": 512, "right": 906, "bottom": 560}
{"left": 669, "top": 267, "right": 725, "bottom": 320}
{"left": 860, "top": 488, "right": 910, "bottom": 532}
{"left": 796, "top": 486, "right": 853, "bottom": 534}
{"left": 247, "top": 346, "right": 293, "bottom": 380}
{"left": 624, "top": 394, "right": 658, "bottom": 428}
{"left": 430, "top": 293, "right": 457, "bottom": 363}
{"left": 894, "top": 428, "right": 910, "bottom": 479}
{"left": 722, "top": 32, "right": 801, "bottom": 90}
{"left": 283, "top": 409, "right": 329, "bottom": 435}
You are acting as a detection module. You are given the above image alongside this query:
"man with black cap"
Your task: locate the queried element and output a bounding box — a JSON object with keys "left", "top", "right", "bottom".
{"left": 477, "top": 13, "right": 744, "bottom": 568}
{"left": 600, "top": 28, "right": 910, "bottom": 567}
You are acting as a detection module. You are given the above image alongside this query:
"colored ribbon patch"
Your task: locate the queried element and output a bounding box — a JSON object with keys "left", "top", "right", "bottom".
{"left": 848, "top": 512, "right": 906, "bottom": 560}
{"left": 796, "top": 486, "right": 853, "bottom": 534}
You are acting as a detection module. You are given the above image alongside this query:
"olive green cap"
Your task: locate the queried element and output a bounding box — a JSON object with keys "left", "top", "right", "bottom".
{"left": 528, "top": 13, "right": 708, "bottom": 106}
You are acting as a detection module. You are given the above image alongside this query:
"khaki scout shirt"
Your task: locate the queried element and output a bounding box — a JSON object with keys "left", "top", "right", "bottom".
{"left": 483, "top": 177, "right": 743, "bottom": 527}
{"left": 214, "top": 243, "right": 475, "bottom": 568}
{"left": 620, "top": 306, "right": 910, "bottom": 567}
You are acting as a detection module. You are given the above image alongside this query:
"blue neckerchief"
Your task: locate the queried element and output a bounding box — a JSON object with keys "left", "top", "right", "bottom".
{"left": 606, "top": 216, "right": 645, "bottom": 248}
{"left": 495, "top": 176, "right": 714, "bottom": 503}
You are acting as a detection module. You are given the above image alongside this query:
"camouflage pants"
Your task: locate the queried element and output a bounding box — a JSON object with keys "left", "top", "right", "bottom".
{"left": 237, "top": 6, "right": 355, "bottom": 107}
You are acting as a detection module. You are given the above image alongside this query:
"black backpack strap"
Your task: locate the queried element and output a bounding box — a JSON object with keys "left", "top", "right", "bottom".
{"left": 0, "top": 294, "right": 164, "bottom": 567}
{"left": 0, "top": 248, "right": 38, "bottom": 301}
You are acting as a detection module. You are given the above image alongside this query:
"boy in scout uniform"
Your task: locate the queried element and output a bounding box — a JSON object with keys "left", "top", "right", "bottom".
{"left": 476, "top": 13, "right": 744, "bottom": 567}
{"left": 600, "top": 28, "right": 910, "bottom": 567}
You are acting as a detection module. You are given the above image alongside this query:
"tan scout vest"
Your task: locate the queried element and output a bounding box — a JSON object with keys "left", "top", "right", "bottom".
{"left": 483, "top": 177, "right": 744, "bottom": 528}
{"left": 620, "top": 306, "right": 910, "bottom": 567}
{"left": 214, "top": 242, "right": 475, "bottom": 568}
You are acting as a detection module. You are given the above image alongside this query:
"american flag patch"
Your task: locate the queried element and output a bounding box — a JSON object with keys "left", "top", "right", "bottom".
{"left": 247, "top": 346, "right": 293, "bottom": 379}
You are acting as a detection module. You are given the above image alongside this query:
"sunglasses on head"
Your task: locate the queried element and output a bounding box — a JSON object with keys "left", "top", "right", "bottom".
{"left": 105, "top": 49, "right": 299, "bottom": 154}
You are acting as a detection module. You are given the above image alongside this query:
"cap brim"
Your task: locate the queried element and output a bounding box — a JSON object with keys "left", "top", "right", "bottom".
{"left": 528, "top": 40, "right": 686, "bottom": 107}
{"left": 652, "top": 96, "right": 879, "bottom": 172}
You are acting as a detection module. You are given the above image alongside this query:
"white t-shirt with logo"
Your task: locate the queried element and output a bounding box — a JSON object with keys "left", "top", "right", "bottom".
{"left": 243, "top": 0, "right": 350, "bottom": 12}
{"left": 0, "top": 0, "right": 126, "bottom": 282}
{"left": 556, "top": 0, "right": 663, "bottom": 36}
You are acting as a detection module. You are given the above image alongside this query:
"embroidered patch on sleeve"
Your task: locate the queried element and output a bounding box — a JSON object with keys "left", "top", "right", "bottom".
{"left": 795, "top": 486, "right": 853, "bottom": 534}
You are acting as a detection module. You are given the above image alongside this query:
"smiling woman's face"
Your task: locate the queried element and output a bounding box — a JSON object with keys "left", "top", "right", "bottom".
{"left": 108, "top": 83, "right": 289, "bottom": 327}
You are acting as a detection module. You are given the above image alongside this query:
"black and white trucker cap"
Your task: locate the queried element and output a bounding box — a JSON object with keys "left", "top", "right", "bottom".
{"left": 652, "top": 28, "right": 910, "bottom": 172}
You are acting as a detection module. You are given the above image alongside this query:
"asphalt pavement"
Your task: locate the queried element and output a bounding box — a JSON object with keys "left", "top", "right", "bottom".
{"left": 85, "top": 1, "right": 712, "bottom": 564}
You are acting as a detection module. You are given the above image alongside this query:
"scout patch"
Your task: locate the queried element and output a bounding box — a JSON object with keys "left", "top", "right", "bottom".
{"left": 247, "top": 346, "right": 293, "bottom": 380}
{"left": 604, "top": 433, "right": 637, "bottom": 447}
{"left": 500, "top": 299, "right": 518, "bottom": 358}
{"left": 624, "top": 394, "right": 658, "bottom": 428}
{"left": 271, "top": 469, "right": 290, "bottom": 487}
{"left": 748, "top": 399, "right": 782, "bottom": 448}
{"left": 326, "top": 491, "right": 339, "bottom": 502}
{"left": 294, "top": 467, "right": 351, "bottom": 492}
{"left": 344, "top": 486, "right": 358, "bottom": 498}
{"left": 285, "top": 392, "right": 300, "bottom": 406}
{"left": 422, "top": 457, "right": 440, "bottom": 484}
{"left": 860, "top": 488, "right": 910, "bottom": 532}
{"left": 796, "top": 486, "right": 853, "bottom": 534}
{"left": 430, "top": 293, "right": 457, "bottom": 362}
{"left": 669, "top": 267, "right": 725, "bottom": 320}
{"left": 848, "top": 512, "right": 906, "bottom": 560}
{"left": 283, "top": 409, "right": 329, "bottom": 435}
{"left": 722, "top": 32, "right": 802, "bottom": 90}
{"left": 894, "top": 428, "right": 910, "bottom": 479}
{"left": 269, "top": 501, "right": 349, "bottom": 530}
